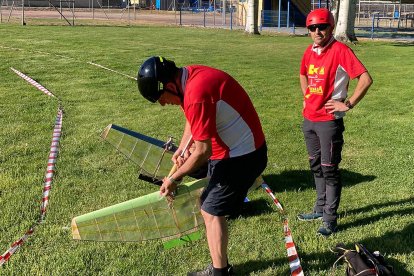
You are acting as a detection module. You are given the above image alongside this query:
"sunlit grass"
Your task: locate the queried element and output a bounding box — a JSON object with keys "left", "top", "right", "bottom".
{"left": 0, "top": 24, "right": 413, "bottom": 275}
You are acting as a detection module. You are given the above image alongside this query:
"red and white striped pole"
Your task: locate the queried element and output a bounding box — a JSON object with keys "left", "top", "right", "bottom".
{"left": 40, "top": 108, "right": 63, "bottom": 221}
{"left": 1, "top": 70, "right": 63, "bottom": 266}
{"left": 0, "top": 227, "right": 35, "bottom": 265}
{"left": 261, "top": 181, "right": 304, "bottom": 276}
{"left": 10, "top": 67, "right": 56, "bottom": 98}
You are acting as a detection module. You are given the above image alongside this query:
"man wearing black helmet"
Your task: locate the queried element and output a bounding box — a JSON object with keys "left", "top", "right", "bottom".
{"left": 298, "top": 8, "right": 373, "bottom": 236}
{"left": 137, "top": 56, "right": 267, "bottom": 276}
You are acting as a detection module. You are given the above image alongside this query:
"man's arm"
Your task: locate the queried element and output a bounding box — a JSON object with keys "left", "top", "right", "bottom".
{"left": 172, "top": 120, "right": 193, "bottom": 167}
{"left": 300, "top": 74, "right": 308, "bottom": 96}
{"left": 325, "top": 71, "right": 373, "bottom": 113}
{"left": 160, "top": 139, "right": 212, "bottom": 197}
{"left": 300, "top": 74, "right": 308, "bottom": 109}
{"left": 346, "top": 72, "right": 373, "bottom": 107}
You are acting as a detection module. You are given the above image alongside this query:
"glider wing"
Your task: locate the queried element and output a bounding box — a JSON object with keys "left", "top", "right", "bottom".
{"left": 71, "top": 178, "right": 207, "bottom": 242}
{"left": 101, "top": 124, "right": 176, "bottom": 183}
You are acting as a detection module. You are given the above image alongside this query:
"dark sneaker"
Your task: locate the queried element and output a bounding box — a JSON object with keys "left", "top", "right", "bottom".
{"left": 297, "top": 212, "right": 323, "bottom": 221}
{"left": 187, "top": 263, "right": 234, "bottom": 276}
{"left": 317, "top": 221, "right": 338, "bottom": 237}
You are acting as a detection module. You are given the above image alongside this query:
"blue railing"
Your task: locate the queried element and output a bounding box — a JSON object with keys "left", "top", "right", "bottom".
{"left": 261, "top": 10, "right": 295, "bottom": 31}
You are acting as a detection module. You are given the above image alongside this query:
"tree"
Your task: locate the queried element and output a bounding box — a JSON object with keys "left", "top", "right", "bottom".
{"left": 245, "top": 0, "right": 260, "bottom": 34}
{"left": 332, "top": 0, "right": 358, "bottom": 43}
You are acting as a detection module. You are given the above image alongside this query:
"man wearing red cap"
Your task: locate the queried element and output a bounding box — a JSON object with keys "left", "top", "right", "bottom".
{"left": 298, "top": 8, "right": 373, "bottom": 236}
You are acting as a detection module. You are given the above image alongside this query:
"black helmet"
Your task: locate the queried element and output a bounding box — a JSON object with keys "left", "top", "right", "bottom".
{"left": 137, "top": 56, "right": 177, "bottom": 103}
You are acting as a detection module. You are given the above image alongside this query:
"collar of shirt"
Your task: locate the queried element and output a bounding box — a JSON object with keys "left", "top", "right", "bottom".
{"left": 312, "top": 36, "right": 335, "bottom": 55}
{"left": 181, "top": 67, "right": 188, "bottom": 96}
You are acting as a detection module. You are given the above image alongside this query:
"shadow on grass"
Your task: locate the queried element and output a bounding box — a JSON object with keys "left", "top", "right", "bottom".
{"left": 236, "top": 226, "right": 413, "bottom": 275}
{"left": 323, "top": 223, "right": 414, "bottom": 275}
{"left": 356, "top": 223, "right": 414, "bottom": 275}
{"left": 344, "top": 197, "right": 414, "bottom": 216}
{"left": 341, "top": 206, "right": 414, "bottom": 231}
{"left": 339, "top": 196, "right": 414, "bottom": 233}
{"left": 291, "top": 243, "right": 410, "bottom": 276}
{"left": 262, "top": 169, "right": 376, "bottom": 193}
{"left": 228, "top": 198, "right": 274, "bottom": 220}
{"left": 231, "top": 200, "right": 412, "bottom": 275}
{"left": 392, "top": 41, "right": 414, "bottom": 46}
{"left": 234, "top": 244, "right": 411, "bottom": 275}
{"left": 233, "top": 257, "right": 291, "bottom": 275}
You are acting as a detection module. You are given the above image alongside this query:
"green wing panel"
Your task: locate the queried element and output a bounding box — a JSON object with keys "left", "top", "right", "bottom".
{"left": 72, "top": 178, "right": 208, "bottom": 242}
{"left": 101, "top": 124, "right": 175, "bottom": 180}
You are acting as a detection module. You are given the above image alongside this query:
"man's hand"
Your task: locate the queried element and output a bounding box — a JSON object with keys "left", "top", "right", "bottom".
{"left": 160, "top": 177, "right": 177, "bottom": 198}
{"left": 171, "top": 147, "right": 191, "bottom": 168}
{"left": 325, "top": 99, "right": 350, "bottom": 113}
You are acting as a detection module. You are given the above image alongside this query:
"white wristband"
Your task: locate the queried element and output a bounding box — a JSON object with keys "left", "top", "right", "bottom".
{"left": 168, "top": 176, "right": 181, "bottom": 185}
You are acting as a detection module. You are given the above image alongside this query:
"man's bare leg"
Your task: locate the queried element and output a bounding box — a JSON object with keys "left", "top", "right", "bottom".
{"left": 201, "top": 209, "right": 228, "bottom": 268}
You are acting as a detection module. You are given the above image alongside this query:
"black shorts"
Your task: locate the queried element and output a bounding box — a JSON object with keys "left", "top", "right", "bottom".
{"left": 200, "top": 142, "right": 267, "bottom": 216}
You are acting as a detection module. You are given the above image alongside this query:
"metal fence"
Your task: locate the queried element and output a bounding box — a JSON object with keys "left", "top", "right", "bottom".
{"left": 4, "top": 0, "right": 411, "bottom": 32}
{"left": 309, "top": 0, "right": 414, "bottom": 29}
{"left": 0, "top": 0, "right": 250, "bottom": 28}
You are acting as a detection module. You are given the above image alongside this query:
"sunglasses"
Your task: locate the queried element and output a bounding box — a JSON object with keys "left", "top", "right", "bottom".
{"left": 308, "top": 24, "right": 330, "bottom": 32}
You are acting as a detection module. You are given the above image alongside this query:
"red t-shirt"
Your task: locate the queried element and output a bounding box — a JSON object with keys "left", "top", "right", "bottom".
{"left": 300, "top": 39, "right": 367, "bottom": 122}
{"left": 181, "top": 65, "right": 265, "bottom": 160}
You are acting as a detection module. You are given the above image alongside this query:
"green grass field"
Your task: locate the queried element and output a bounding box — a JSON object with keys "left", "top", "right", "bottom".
{"left": 0, "top": 24, "right": 413, "bottom": 275}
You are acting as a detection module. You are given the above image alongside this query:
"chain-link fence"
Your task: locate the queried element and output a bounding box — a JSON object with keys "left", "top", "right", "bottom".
{"left": 0, "top": 0, "right": 248, "bottom": 28}
{"left": 2, "top": 0, "right": 412, "bottom": 37}
{"left": 0, "top": 0, "right": 308, "bottom": 34}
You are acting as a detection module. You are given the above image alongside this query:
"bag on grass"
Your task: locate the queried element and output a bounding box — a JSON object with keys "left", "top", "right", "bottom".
{"left": 332, "top": 243, "right": 396, "bottom": 276}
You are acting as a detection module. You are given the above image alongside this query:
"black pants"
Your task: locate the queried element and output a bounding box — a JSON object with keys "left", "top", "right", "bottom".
{"left": 200, "top": 142, "right": 268, "bottom": 216}
{"left": 303, "top": 119, "right": 344, "bottom": 223}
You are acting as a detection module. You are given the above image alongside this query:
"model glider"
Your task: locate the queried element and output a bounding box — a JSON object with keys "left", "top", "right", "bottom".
{"left": 72, "top": 124, "right": 262, "bottom": 244}
{"left": 78, "top": 124, "right": 303, "bottom": 274}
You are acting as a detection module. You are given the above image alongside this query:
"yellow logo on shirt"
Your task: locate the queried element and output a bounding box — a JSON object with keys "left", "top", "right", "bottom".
{"left": 308, "top": 65, "right": 325, "bottom": 75}
{"left": 309, "top": 86, "right": 323, "bottom": 95}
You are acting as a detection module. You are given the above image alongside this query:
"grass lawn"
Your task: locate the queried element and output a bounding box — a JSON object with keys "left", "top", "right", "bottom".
{"left": 0, "top": 23, "right": 413, "bottom": 275}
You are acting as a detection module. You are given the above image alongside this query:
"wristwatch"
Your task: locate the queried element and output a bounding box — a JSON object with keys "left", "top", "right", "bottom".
{"left": 345, "top": 100, "right": 354, "bottom": 109}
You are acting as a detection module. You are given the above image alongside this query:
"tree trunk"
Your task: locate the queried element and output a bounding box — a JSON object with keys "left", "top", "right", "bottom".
{"left": 331, "top": 0, "right": 340, "bottom": 25}
{"left": 245, "top": 0, "right": 260, "bottom": 34}
{"left": 334, "top": 0, "right": 358, "bottom": 43}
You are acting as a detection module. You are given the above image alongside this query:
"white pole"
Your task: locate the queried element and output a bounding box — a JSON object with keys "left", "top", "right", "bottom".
{"left": 222, "top": 0, "right": 226, "bottom": 25}
{"left": 213, "top": 0, "right": 216, "bottom": 25}
{"left": 358, "top": 0, "right": 360, "bottom": 24}
{"left": 21, "top": 0, "right": 24, "bottom": 25}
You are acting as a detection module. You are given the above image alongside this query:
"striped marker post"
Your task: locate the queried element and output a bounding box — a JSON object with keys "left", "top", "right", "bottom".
{"left": 40, "top": 108, "right": 63, "bottom": 221}
{"left": 10, "top": 67, "right": 56, "bottom": 98}
{"left": 261, "top": 182, "right": 304, "bottom": 276}
{"left": 87, "top": 61, "right": 137, "bottom": 81}
{"left": 1, "top": 70, "right": 63, "bottom": 266}
{"left": 0, "top": 108, "right": 63, "bottom": 266}
{"left": 0, "top": 227, "right": 35, "bottom": 266}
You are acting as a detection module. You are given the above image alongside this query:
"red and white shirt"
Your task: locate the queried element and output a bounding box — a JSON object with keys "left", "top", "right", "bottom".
{"left": 300, "top": 38, "right": 367, "bottom": 122}
{"left": 181, "top": 65, "right": 265, "bottom": 160}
